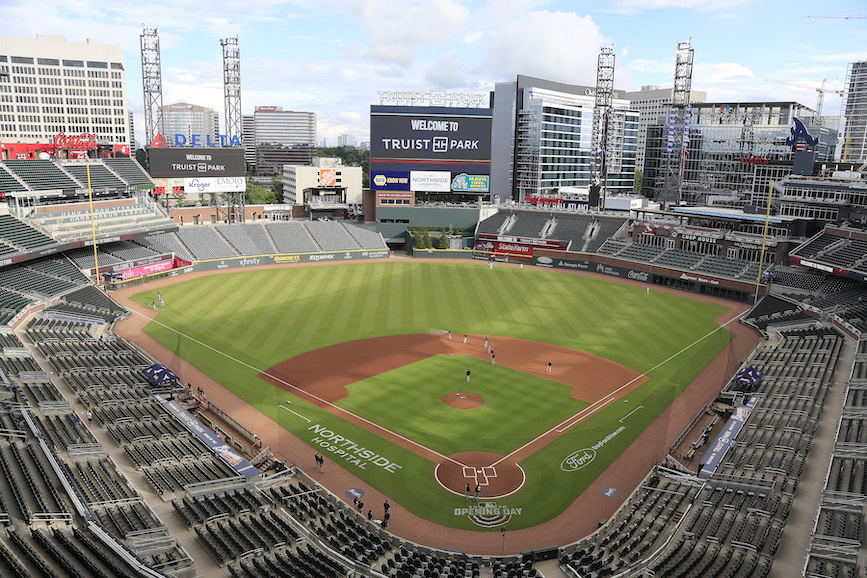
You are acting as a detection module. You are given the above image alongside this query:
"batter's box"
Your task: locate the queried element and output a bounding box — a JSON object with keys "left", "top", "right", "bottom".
{"left": 462, "top": 466, "right": 499, "bottom": 486}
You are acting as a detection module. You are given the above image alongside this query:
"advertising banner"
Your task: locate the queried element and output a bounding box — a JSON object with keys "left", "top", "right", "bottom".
{"left": 699, "top": 395, "right": 759, "bottom": 477}
{"left": 451, "top": 173, "right": 490, "bottom": 192}
{"left": 182, "top": 176, "right": 246, "bottom": 194}
{"left": 319, "top": 169, "right": 336, "bottom": 186}
{"left": 188, "top": 249, "right": 391, "bottom": 272}
{"left": 475, "top": 240, "right": 533, "bottom": 256}
{"left": 370, "top": 106, "right": 492, "bottom": 162}
{"left": 148, "top": 147, "right": 246, "bottom": 178}
{"left": 371, "top": 171, "right": 411, "bottom": 191}
{"left": 153, "top": 395, "right": 260, "bottom": 479}
{"left": 113, "top": 259, "right": 175, "bottom": 280}
{"left": 377, "top": 192, "right": 414, "bottom": 199}
{"left": 411, "top": 171, "right": 451, "bottom": 192}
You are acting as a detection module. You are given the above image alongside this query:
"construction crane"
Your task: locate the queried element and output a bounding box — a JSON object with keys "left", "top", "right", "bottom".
{"left": 763, "top": 78, "right": 843, "bottom": 116}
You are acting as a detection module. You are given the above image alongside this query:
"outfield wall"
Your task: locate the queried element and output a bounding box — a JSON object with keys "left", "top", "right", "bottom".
{"left": 106, "top": 248, "right": 391, "bottom": 288}
{"left": 466, "top": 247, "right": 763, "bottom": 302}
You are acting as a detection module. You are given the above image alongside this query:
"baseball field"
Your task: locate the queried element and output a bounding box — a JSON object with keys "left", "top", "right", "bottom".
{"left": 131, "top": 261, "right": 734, "bottom": 530}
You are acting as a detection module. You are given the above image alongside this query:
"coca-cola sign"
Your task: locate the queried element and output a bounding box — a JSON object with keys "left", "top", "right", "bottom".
{"left": 53, "top": 133, "right": 97, "bottom": 149}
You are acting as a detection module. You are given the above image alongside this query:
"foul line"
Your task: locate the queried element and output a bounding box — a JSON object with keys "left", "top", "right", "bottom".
{"left": 131, "top": 309, "right": 467, "bottom": 468}
{"left": 278, "top": 405, "right": 311, "bottom": 423}
{"left": 491, "top": 312, "right": 744, "bottom": 467}
{"left": 620, "top": 405, "right": 644, "bottom": 423}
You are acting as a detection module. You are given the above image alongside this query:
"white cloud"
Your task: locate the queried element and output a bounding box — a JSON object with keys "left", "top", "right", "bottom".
{"left": 333, "top": 0, "right": 472, "bottom": 66}
{"left": 606, "top": 0, "right": 753, "bottom": 16}
{"left": 425, "top": 51, "right": 470, "bottom": 88}
{"left": 696, "top": 62, "right": 754, "bottom": 85}
{"left": 477, "top": 10, "right": 607, "bottom": 85}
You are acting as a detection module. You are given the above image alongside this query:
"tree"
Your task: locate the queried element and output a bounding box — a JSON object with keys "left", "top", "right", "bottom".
{"left": 423, "top": 230, "right": 433, "bottom": 249}
{"left": 171, "top": 193, "right": 186, "bottom": 207}
{"left": 633, "top": 169, "right": 644, "bottom": 195}
{"left": 410, "top": 230, "right": 424, "bottom": 249}
{"left": 246, "top": 181, "right": 278, "bottom": 204}
{"left": 271, "top": 175, "right": 284, "bottom": 200}
{"left": 437, "top": 231, "right": 449, "bottom": 249}
{"left": 135, "top": 148, "right": 147, "bottom": 167}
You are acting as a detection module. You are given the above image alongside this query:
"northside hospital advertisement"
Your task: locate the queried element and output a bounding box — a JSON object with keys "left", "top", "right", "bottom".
{"left": 370, "top": 106, "right": 492, "bottom": 194}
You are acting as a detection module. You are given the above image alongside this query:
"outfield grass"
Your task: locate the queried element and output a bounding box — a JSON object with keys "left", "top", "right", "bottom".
{"left": 134, "top": 261, "right": 734, "bottom": 529}
{"left": 337, "top": 354, "right": 590, "bottom": 456}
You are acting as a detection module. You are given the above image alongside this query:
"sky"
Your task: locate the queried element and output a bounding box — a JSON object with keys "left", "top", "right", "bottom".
{"left": 5, "top": 0, "right": 866, "bottom": 146}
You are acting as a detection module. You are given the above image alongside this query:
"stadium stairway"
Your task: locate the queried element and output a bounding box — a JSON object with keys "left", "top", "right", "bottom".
{"left": 765, "top": 336, "right": 855, "bottom": 577}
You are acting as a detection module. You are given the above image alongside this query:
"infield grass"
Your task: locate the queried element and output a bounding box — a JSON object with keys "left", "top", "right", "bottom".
{"left": 337, "top": 354, "right": 590, "bottom": 456}
{"left": 133, "top": 261, "right": 735, "bottom": 529}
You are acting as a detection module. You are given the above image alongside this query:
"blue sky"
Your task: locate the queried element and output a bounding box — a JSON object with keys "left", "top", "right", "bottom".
{"left": 6, "top": 0, "right": 866, "bottom": 145}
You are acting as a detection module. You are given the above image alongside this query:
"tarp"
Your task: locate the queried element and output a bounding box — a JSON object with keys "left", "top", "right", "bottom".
{"left": 153, "top": 395, "right": 259, "bottom": 479}
{"left": 699, "top": 395, "right": 760, "bottom": 478}
{"left": 142, "top": 363, "right": 179, "bottom": 387}
{"left": 734, "top": 366, "right": 763, "bottom": 387}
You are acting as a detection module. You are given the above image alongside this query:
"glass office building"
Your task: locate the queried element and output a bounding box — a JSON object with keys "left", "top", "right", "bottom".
{"left": 642, "top": 102, "right": 837, "bottom": 204}
{"left": 491, "top": 75, "right": 638, "bottom": 201}
{"left": 252, "top": 106, "right": 316, "bottom": 175}
{"left": 160, "top": 102, "right": 219, "bottom": 147}
{"left": 843, "top": 61, "right": 867, "bottom": 163}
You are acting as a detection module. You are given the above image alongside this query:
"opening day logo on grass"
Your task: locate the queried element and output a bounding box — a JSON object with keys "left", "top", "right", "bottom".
{"left": 455, "top": 502, "right": 523, "bottom": 527}
{"left": 560, "top": 426, "right": 626, "bottom": 472}
{"left": 308, "top": 424, "right": 403, "bottom": 473}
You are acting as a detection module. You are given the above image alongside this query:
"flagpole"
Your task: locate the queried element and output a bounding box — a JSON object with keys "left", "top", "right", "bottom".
{"left": 87, "top": 163, "right": 100, "bottom": 287}
{"left": 754, "top": 179, "right": 774, "bottom": 304}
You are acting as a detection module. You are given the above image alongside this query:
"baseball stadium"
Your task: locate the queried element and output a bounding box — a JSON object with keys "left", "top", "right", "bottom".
{"left": 0, "top": 156, "right": 863, "bottom": 578}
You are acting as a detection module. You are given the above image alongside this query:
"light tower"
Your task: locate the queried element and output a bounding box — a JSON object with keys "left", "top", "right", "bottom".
{"left": 220, "top": 36, "right": 244, "bottom": 224}
{"left": 660, "top": 39, "right": 694, "bottom": 206}
{"left": 140, "top": 27, "right": 165, "bottom": 147}
{"left": 591, "top": 45, "right": 615, "bottom": 209}
{"left": 221, "top": 36, "right": 242, "bottom": 146}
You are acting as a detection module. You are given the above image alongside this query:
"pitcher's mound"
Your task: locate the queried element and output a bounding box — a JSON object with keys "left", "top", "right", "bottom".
{"left": 443, "top": 392, "right": 484, "bottom": 409}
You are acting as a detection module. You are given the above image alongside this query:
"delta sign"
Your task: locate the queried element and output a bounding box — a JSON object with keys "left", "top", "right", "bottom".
{"left": 173, "top": 134, "right": 243, "bottom": 147}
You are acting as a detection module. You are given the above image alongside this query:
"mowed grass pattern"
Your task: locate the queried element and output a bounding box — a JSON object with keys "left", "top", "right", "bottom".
{"left": 337, "top": 354, "right": 590, "bottom": 456}
{"left": 136, "top": 262, "right": 724, "bottom": 372}
{"left": 135, "top": 261, "right": 734, "bottom": 529}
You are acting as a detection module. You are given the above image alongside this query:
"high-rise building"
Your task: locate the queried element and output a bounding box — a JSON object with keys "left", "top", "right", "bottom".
{"left": 242, "top": 114, "right": 255, "bottom": 171}
{"left": 252, "top": 106, "right": 316, "bottom": 175}
{"left": 843, "top": 61, "right": 867, "bottom": 163}
{"left": 490, "top": 75, "right": 638, "bottom": 201}
{"left": 625, "top": 85, "right": 707, "bottom": 172}
{"left": 642, "top": 101, "right": 837, "bottom": 204}
{"left": 128, "top": 111, "right": 136, "bottom": 154}
{"left": 0, "top": 34, "right": 131, "bottom": 148}
{"left": 160, "top": 102, "right": 220, "bottom": 147}
{"left": 337, "top": 133, "right": 356, "bottom": 148}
